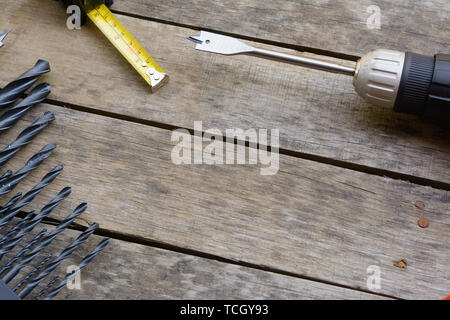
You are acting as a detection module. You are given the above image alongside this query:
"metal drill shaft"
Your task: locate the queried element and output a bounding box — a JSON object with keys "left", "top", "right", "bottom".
{"left": 0, "top": 112, "right": 55, "bottom": 169}
{"left": 12, "top": 253, "right": 52, "bottom": 292}
{"left": 1, "top": 203, "right": 87, "bottom": 284}
{"left": 44, "top": 238, "right": 110, "bottom": 300}
{"left": 0, "top": 211, "right": 36, "bottom": 244}
{"left": 0, "top": 60, "right": 50, "bottom": 109}
{"left": 18, "top": 223, "right": 99, "bottom": 298}
{"left": 0, "top": 143, "right": 56, "bottom": 199}
{"left": 0, "top": 187, "right": 71, "bottom": 261}
{"left": 0, "top": 229, "right": 47, "bottom": 275}
{"left": 0, "top": 83, "right": 51, "bottom": 133}
{"left": 0, "top": 170, "right": 12, "bottom": 184}
{"left": 33, "top": 276, "right": 59, "bottom": 300}
{"left": 0, "top": 192, "right": 21, "bottom": 215}
{"left": 0, "top": 165, "right": 63, "bottom": 228}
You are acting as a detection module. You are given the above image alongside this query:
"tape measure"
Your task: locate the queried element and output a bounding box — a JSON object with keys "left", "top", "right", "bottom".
{"left": 86, "top": 4, "right": 168, "bottom": 91}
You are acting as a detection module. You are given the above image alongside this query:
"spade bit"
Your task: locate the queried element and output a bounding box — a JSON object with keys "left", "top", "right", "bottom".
{"left": 188, "top": 31, "right": 450, "bottom": 127}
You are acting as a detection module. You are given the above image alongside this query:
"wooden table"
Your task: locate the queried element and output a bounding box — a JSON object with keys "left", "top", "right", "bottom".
{"left": 1, "top": 0, "right": 449, "bottom": 299}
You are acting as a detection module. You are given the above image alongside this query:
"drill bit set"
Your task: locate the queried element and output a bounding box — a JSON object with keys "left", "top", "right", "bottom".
{"left": 0, "top": 56, "right": 109, "bottom": 300}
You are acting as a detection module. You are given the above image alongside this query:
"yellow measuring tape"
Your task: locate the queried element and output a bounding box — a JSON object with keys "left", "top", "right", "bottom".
{"left": 87, "top": 4, "right": 168, "bottom": 91}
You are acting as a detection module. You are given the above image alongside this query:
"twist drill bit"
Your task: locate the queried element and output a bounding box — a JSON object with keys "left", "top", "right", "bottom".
{"left": 0, "top": 83, "right": 51, "bottom": 133}
{"left": 0, "top": 60, "right": 50, "bottom": 109}
{"left": 0, "top": 170, "right": 12, "bottom": 184}
{"left": 17, "top": 223, "right": 99, "bottom": 298}
{"left": 0, "top": 165, "right": 63, "bottom": 228}
{"left": 0, "top": 143, "right": 56, "bottom": 199}
{"left": 0, "top": 192, "right": 21, "bottom": 215}
{"left": 0, "top": 187, "right": 71, "bottom": 260}
{"left": 12, "top": 253, "right": 53, "bottom": 292}
{"left": 0, "top": 112, "right": 55, "bottom": 169}
{"left": 1, "top": 203, "right": 87, "bottom": 284}
{"left": 44, "top": 238, "right": 110, "bottom": 300}
{"left": 0, "top": 211, "right": 35, "bottom": 244}
{"left": 0, "top": 229, "right": 47, "bottom": 275}
{"left": 33, "top": 276, "right": 59, "bottom": 300}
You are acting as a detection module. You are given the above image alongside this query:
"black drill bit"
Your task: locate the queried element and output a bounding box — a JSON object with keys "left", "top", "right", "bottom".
{"left": 32, "top": 276, "right": 59, "bottom": 300}
{"left": 0, "top": 210, "right": 36, "bottom": 244}
{"left": 0, "top": 165, "right": 63, "bottom": 228}
{"left": 0, "top": 143, "right": 56, "bottom": 199}
{"left": 0, "top": 60, "right": 50, "bottom": 109}
{"left": 44, "top": 238, "right": 110, "bottom": 300}
{"left": 0, "top": 111, "right": 55, "bottom": 169}
{"left": 0, "top": 229, "right": 47, "bottom": 275}
{"left": 0, "top": 192, "right": 21, "bottom": 215}
{"left": 0, "top": 170, "right": 12, "bottom": 184}
{"left": 12, "top": 253, "right": 52, "bottom": 292}
{"left": 1, "top": 203, "right": 87, "bottom": 284}
{"left": 0, "top": 83, "right": 51, "bottom": 133}
{"left": 17, "top": 223, "right": 99, "bottom": 298}
{"left": 0, "top": 187, "right": 71, "bottom": 260}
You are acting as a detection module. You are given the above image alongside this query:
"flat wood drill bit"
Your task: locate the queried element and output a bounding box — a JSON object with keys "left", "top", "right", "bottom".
{"left": 0, "top": 83, "right": 51, "bottom": 133}
{"left": 0, "top": 111, "right": 55, "bottom": 169}
{"left": 44, "top": 238, "right": 110, "bottom": 300}
{"left": 1, "top": 203, "right": 88, "bottom": 284}
{"left": 0, "top": 187, "right": 72, "bottom": 260}
{"left": 0, "top": 60, "right": 50, "bottom": 109}
{"left": 17, "top": 223, "right": 99, "bottom": 298}
{"left": 0, "top": 165, "right": 63, "bottom": 227}
{"left": 0, "top": 143, "right": 56, "bottom": 199}
{"left": 0, "top": 229, "right": 47, "bottom": 275}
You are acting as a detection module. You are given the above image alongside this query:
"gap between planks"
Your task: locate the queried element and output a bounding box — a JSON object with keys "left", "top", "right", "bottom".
{"left": 35, "top": 215, "right": 399, "bottom": 300}
{"left": 43, "top": 97, "right": 450, "bottom": 192}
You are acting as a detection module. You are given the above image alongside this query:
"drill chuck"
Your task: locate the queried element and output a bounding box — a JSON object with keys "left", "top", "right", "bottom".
{"left": 354, "top": 49, "right": 450, "bottom": 127}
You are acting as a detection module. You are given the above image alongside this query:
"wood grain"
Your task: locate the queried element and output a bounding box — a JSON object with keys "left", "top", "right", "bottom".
{"left": 114, "top": 0, "right": 450, "bottom": 58}
{"left": 0, "top": 104, "right": 448, "bottom": 299}
{"left": 2, "top": 0, "right": 449, "bottom": 184}
{"left": 1, "top": 223, "right": 386, "bottom": 300}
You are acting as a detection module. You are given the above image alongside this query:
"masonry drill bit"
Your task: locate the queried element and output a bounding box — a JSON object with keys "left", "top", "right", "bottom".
{"left": 0, "top": 211, "right": 36, "bottom": 244}
{"left": 0, "top": 30, "right": 9, "bottom": 49}
{"left": 0, "top": 60, "right": 50, "bottom": 109}
{"left": 0, "top": 229, "right": 47, "bottom": 275}
{"left": 1, "top": 203, "right": 87, "bottom": 284}
{"left": 33, "top": 276, "right": 59, "bottom": 300}
{"left": 17, "top": 223, "right": 99, "bottom": 298}
{"left": 0, "top": 143, "right": 56, "bottom": 199}
{"left": 0, "top": 192, "right": 21, "bottom": 215}
{"left": 0, "top": 112, "right": 55, "bottom": 169}
{"left": 44, "top": 238, "right": 110, "bottom": 300}
{"left": 0, "top": 83, "right": 51, "bottom": 133}
{"left": 0, "top": 187, "right": 71, "bottom": 260}
{"left": 0, "top": 165, "right": 63, "bottom": 228}
{"left": 12, "top": 253, "right": 52, "bottom": 292}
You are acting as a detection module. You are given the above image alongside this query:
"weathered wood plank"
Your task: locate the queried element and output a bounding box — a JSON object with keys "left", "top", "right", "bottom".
{"left": 1, "top": 223, "right": 386, "bottom": 300}
{"left": 114, "top": 0, "right": 450, "bottom": 58}
{"left": 2, "top": 0, "right": 449, "bottom": 183}
{"left": 0, "top": 104, "right": 448, "bottom": 299}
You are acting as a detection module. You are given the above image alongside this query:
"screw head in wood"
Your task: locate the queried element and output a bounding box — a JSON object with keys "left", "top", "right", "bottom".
{"left": 417, "top": 218, "right": 429, "bottom": 228}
